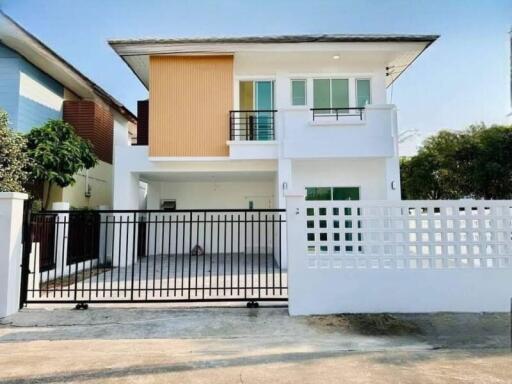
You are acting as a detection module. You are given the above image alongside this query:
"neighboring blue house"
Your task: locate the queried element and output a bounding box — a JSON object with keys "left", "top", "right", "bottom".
{"left": 0, "top": 42, "right": 63, "bottom": 132}
{"left": 0, "top": 11, "right": 137, "bottom": 208}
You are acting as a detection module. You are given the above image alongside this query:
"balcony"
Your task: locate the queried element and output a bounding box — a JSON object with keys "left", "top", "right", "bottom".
{"left": 283, "top": 104, "right": 398, "bottom": 159}
{"left": 227, "top": 110, "right": 278, "bottom": 160}
{"left": 229, "top": 110, "right": 276, "bottom": 141}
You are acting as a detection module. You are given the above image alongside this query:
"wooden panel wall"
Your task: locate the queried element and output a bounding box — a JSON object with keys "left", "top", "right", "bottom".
{"left": 63, "top": 100, "right": 114, "bottom": 163}
{"left": 149, "top": 55, "right": 233, "bottom": 157}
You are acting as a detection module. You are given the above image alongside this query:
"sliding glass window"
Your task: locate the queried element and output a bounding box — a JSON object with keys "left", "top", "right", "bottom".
{"left": 291, "top": 79, "right": 307, "bottom": 106}
{"left": 356, "top": 79, "right": 371, "bottom": 108}
{"left": 313, "top": 79, "right": 349, "bottom": 112}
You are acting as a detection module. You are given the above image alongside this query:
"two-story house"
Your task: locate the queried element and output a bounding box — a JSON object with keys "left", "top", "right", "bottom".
{"left": 0, "top": 11, "right": 137, "bottom": 208}
{"left": 110, "top": 34, "right": 436, "bottom": 212}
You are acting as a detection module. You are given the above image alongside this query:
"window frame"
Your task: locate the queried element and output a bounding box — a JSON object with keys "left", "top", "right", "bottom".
{"left": 313, "top": 78, "right": 350, "bottom": 112}
{"left": 235, "top": 76, "right": 276, "bottom": 110}
{"left": 290, "top": 79, "right": 307, "bottom": 107}
{"left": 355, "top": 78, "right": 371, "bottom": 108}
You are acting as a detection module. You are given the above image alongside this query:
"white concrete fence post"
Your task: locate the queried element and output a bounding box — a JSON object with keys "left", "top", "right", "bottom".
{"left": 284, "top": 191, "right": 306, "bottom": 316}
{"left": 0, "top": 192, "right": 28, "bottom": 318}
{"left": 51, "top": 202, "right": 70, "bottom": 280}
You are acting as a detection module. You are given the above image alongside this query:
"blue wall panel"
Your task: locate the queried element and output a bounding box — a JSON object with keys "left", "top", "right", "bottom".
{"left": 0, "top": 42, "right": 64, "bottom": 133}
{"left": 17, "top": 60, "right": 64, "bottom": 133}
{"left": 0, "top": 43, "right": 21, "bottom": 128}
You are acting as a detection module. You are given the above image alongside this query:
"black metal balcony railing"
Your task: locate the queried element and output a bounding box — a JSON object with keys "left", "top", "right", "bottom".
{"left": 310, "top": 107, "right": 365, "bottom": 121}
{"left": 229, "top": 110, "right": 276, "bottom": 141}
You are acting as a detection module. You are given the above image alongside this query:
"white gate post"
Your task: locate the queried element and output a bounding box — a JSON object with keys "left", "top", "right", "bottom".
{"left": 284, "top": 191, "right": 306, "bottom": 316}
{"left": 0, "top": 192, "right": 28, "bottom": 318}
{"left": 51, "top": 202, "right": 70, "bottom": 280}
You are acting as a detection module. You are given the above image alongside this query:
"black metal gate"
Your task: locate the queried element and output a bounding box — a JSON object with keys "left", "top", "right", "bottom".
{"left": 20, "top": 208, "right": 287, "bottom": 306}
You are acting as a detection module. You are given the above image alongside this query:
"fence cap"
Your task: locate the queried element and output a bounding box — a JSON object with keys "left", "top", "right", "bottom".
{"left": 0, "top": 192, "right": 28, "bottom": 200}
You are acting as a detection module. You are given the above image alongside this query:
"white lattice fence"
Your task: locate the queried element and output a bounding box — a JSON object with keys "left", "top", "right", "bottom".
{"left": 286, "top": 196, "right": 512, "bottom": 315}
{"left": 304, "top": 200, "right": 512, "bottom": 270}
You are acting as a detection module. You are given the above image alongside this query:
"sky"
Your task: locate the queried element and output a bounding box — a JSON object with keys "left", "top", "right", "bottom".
{"left": 1, "top": 0, "right": 510, "bottom": 155}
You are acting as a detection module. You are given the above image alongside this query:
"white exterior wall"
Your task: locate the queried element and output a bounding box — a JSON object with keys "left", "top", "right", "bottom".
{"left": 293, "top": 158, "right": 393, "bottom": 200}
{"left": 61, "top": 160, "right": 113, "bottom": 209}
{"left": 147, "top": 180, "right": 275, "bottom": 210}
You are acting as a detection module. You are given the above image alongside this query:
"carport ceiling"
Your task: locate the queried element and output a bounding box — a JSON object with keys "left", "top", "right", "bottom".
{"left": 140, "top": 171, "right": 275, "bottom": 183}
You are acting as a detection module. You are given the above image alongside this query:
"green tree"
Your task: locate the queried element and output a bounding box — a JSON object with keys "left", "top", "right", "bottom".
{"left": 400, "top": 124, "right": 512, "bottom": 200}
{"left": 466, "top": 124, "right": 512, "bottom": 199}
{"left": 0, "top": 109, "right": 29, "bottom": 192}
{"left": 26, "top": 119, "right": 97, "bottom": 208}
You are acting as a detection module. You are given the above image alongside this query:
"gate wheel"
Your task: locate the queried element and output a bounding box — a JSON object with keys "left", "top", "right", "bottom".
{"left": 75, "top": 303, "right": 89, "bottom": 310}
{"left": 246, "top": 301, "right": 259, "bottom": 308}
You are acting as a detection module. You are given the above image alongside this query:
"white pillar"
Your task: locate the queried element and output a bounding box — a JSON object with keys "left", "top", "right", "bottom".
{"left": 112, "top": 171, "right": 140, "bottom": 266}
{"left": 0, "top": 192, "right": 28, "bottom": 318}
{"left": 384, "top": 156, "right": 401, "bottom": 200}
{"left": 284, "top": 191, "right": 307, "bottom": 316}
{"left": 113, "top": 170, "right": 140, "bottom": 210}
{"left": 385, "top": 105, "right": 401, "bottom": 200}
{"left": 276, "top": 159, "right": 292, "bottom": 269}
{"left": 51, "top": 202, "right": 70, "bottom": 281}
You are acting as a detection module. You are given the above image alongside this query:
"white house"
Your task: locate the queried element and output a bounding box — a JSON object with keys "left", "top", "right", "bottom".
{"left": 10, "top": 34, "right": 512, "bottom": 315}
{"left": 109, "top": 34, "right": 438, "bottom": 213}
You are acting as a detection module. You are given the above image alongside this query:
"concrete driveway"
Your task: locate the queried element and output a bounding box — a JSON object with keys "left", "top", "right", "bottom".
{"left": 0, "top": 306, "right": 511, "bottom": 383}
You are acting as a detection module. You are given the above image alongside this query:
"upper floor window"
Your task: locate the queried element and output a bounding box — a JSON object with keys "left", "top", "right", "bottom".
{"left": 239, "top": 80, "right": 274, "bottom": 110}
{"left": 313, "top": 79, "right": 349, "bottom": 110}
{"left": 291, "top": 79, "right": 307, "bottom": 106}
{"left": 356, "top": 79, "right": 371, "bottom": 107}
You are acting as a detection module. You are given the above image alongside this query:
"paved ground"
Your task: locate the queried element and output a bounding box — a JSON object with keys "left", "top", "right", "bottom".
{"left": 0, "top": 306, "right": 511, "bottom": 383}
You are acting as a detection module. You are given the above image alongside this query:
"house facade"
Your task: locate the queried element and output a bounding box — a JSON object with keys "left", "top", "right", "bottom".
{"left": 0, "top": 11, "right": 137, "bottom": 208}
{"left": 110, "top": 34, "right": 437, "bottom": 212}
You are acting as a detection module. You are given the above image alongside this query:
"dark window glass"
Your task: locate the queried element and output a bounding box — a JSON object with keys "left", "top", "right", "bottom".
{"left": 306, "top": 187, "right": 332, "bottom": 201}
{"left": 333, "top": 187, "right": 360, "bottom": 201}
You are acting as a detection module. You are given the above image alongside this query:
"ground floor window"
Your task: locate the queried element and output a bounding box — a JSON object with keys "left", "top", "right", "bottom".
{"left": 305, "top": 187, "right": 360, "bottom": 201}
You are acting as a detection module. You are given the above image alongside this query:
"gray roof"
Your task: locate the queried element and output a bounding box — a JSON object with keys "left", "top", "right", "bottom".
{"left": 109, "top": 33, "right": 439, "bottom": 46}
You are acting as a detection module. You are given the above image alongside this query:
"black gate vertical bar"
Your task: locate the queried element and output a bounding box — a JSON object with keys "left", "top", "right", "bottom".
{"left": 244, "top": 211, "right": 247, "bottom": 300}
{"left": 187, "top": 212, "right": 192, "bottom": 300}
{"left": 258, "top": 211, "right": 261, "bottom": 300}
{"left": 194, "top": 213, "right": 200, "bottom": 297}
{"left": 230, "top": 215, "right": 233, "bottom": 296}
{"left": 223, "top": 214, "right": 227, "bottom": 295}
{"left": 19, "top": 200, "right": 32, "bottom": 309}
{"left": 130, "top": 212, "right": 137, "bottom": 301}
{"left": 152, "top": 214, "right": 158, "bottom": 296}
{"left": 237, "top": 214, "right": 240, "bottom": 296}
{"left": 166, "top": 215, "right": 172, "bottom": 296}
{"left": 209, "top": 214, "right": 213, "bottom": 297}
{"left": 202, "top": 212, "right": 206, "bottom": 300}
{"left": 279, "top": 213, "right": 282, "bottom": 295}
